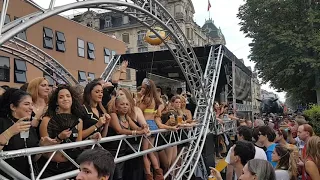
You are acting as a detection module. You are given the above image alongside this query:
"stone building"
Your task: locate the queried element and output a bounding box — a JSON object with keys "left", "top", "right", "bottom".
{"left": 71, "top": 0, "right": 226, "bottom": 53}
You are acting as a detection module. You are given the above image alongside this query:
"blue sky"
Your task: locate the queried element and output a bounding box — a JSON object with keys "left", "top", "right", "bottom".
{"left": 33, "top": 0, "right": 286, "bottom": 101}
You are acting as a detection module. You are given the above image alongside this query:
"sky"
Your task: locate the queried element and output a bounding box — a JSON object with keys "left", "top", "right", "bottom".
{"left": 33, "top": 0, "right": 286, "bottom": 101}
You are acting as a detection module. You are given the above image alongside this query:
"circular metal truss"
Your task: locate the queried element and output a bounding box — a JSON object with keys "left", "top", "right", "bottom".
{"left": 0, "top": 37, "right": 78, "bottom": 85}
{"left": 0, "top": 0, "right": 222, "bottom": 179}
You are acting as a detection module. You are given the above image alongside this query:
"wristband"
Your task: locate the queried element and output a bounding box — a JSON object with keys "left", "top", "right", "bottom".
{"left": 56, "top": 135, "right": 63, "bottom": 142}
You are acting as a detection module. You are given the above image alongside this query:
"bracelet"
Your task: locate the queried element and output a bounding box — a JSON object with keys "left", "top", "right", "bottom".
{"left": 132, "top": 130, "right": 137, "bottom": 136}
{"left": 56, "top": 135, "right": 63, "bottom": 142}
{"left": 5, "top": 129, "right": 12, "bottom": 137}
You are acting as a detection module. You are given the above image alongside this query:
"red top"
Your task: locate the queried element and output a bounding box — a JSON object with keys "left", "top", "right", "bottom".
{"left": 302, "top": 145, "right": 320, "bottom": 180}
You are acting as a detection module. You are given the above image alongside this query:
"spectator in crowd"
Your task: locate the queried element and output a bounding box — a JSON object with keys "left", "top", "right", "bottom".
{"left": 0, "top": 88, "right": 56, "bottom": 178}
{"left": 297, "top": 124, "right": 314, "bottom": 180}
{"left": 176, "top": 88, "right": 182, "bottom": 95}
{"left": 246, "top": 119, "right": 253, "bottom": 128}
{"left": 76, "top": 148, "right": 115, "bottom": 180}
{"left": 257, "top": 125, "right": 277, "bottom": 167}
{"left": 272, "top": 145, "right": 298, "bottom": 180}
{"left": 166, "top": 87, "right": 174, "bottom": 100}
{"left": 226, "top": 126, "right": 266, "bottom": 180}
{"left": 226, "top": 140, "right": 255, "bottom": 179}
{"left": 82, "top": 81, "right": 110, "bottom": 139}
{"left": 27, "top": 77, "right": 50, "bottom": 129}
{"left": 305, "top": 136, "right": 320, "bottom": 180}
{"left": 254, "top": 119, "right": 265, "bottom": 128}
{"left": 211, "top": 159, "right": 276, "bottom": 180}
{"left": 239, "top": 159, "right": 276, "bottom": 180}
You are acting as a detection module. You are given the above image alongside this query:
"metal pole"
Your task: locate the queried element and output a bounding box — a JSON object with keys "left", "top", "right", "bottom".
{"left": 232, "top": 60, "right": 236, "bottom": 116}
{"left": 0, "top": 159, "right": 28, "bottom": 180}
{"left": 0, "top": 0, "right": 9, "bottom": 36}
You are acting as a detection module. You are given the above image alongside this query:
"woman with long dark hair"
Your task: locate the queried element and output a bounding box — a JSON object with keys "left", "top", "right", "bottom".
{"left": 82, "top": 81, "right": 110, "bottom": 139}
{"left": 0, "top": 88, "right": 56, "bottom": 179}
{"left": 39, "top": 85, "right": 96, "bottom": 178}
{"left": 272, "top": 144, "right": 298, "bottom": 180}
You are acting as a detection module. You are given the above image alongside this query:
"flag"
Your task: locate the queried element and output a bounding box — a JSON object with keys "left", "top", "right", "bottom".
{"left": 208, "top": 0, "right": 211, "bottom": 11}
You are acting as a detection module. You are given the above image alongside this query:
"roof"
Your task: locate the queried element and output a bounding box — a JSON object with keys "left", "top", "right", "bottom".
{"left": 122, "top": 45, "right": 252, "bottom": 82}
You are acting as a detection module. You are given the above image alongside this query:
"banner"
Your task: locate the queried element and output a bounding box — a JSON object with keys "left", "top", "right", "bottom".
{"left": 235, "top": 66, "right": 251, "bottom": 101}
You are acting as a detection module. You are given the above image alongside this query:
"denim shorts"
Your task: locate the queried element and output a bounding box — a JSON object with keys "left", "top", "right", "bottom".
{"left": 146, "top": 120, "right": 158, "bottom": 131}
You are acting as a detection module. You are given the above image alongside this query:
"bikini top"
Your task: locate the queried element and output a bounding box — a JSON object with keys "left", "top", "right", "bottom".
{"left": 144, "top": 108, "right": 157, "bottom": 114}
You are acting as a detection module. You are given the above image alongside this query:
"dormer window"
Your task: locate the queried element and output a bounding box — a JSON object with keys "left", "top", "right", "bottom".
{"left": 105, "top": 17, "right": 112, "bottom": 28}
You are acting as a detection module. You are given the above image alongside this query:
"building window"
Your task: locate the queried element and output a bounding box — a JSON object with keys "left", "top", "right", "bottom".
{"left": 78, "top": 39, "right": 85, "bottom": 57}
{"left": 44, "top": 75, "right": 54, "bottom": 86}
{"left": 14, "top": 17, "right": 27, "bottom": 41}
{"left": 111, "top": 50, "right": 116, "bottom": 60}
{"left": 87, "top": 42, "right": 95, "bottom": 60}
{"left": 4, "top": 14, "right": 10, "bottom": 25}
{"left": 105, "top": 17, "right": 112, "bottom": 28}
{"left": 137, "top": 30, "right": 147, "bottom": 41}
{"left": 122, "top": 16, "right": 129, "bottom": 24}
{"left": 78, "top": 71, "right": 87, "bottom": 82}
{"left": 14, "top": 59, "right": 27, "bottom": 83}
{"left": 122, "top": 33, "right": 129, "bottom": 43}
{"left": 56, "top": 31, "right": 66, "bottom": 52}
{"left": 88, "top": 72, "right": 95, "bottom": 80}
{"left": 186, "top": 28, "right": 190, "bottom": 39}
{"left": 0, "top": 56, "right": 10, "bottom": 82}
{"left": 43, "top": 27, "right": 54, "bottom": 49}
{"left": 104, "top": 48, "right": 110, "bottom": 64}
{"left": 138, "top": 47, "right": 148, "bottom": 52}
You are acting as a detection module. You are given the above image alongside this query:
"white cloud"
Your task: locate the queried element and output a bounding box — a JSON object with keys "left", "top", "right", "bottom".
{"left": 32, "top": 0, "right": 286, "bottom": 101}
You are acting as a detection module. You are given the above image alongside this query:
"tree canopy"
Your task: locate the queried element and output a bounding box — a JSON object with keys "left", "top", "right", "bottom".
{"left": 237, "top": 0, "right": 320, "bottom": 105}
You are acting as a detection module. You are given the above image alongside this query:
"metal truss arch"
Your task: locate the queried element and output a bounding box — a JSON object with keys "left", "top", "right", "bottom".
{"left": 1, "top": 0, "right": 205, "bottom": 99}
{"left": 0, "top": 37, "right": 78, "bottom": 85}
{"left": 0, "top": 0, "right": 213, "bottom": 179}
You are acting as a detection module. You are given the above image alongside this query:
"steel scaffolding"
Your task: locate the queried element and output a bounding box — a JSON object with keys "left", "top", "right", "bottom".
{"left": 0, "top": 0, "right": 213, "bottom": 179}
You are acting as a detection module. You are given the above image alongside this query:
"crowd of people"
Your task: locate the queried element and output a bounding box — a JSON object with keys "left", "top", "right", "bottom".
{"left": 0, "top": 61, "right": 198, "bottom": 180}
{"left": 1, "top": 60, "right": 320, "bottom": 180}
{"left": 209, "top": 102, "right": 320, "bottom": 180}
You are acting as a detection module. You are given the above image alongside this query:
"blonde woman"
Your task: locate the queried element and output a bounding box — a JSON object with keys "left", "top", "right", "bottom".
{"left": 137, "top": 78, "right": 164, "bottom": 180}
{"left": 27, "top": 77, "right": 50, "bottom": 128}
{"left": 305, "top": 136, "right": 320, "bottom": 180}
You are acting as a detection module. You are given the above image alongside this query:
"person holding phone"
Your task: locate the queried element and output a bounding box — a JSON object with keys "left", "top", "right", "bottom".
{"left": 0, "top": 88, "right": 56, "bottom": 179}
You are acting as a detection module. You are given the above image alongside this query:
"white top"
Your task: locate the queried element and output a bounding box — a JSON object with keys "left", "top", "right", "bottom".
{"left": 225, "top": 146, "right": 267, "bottom": 180}
{"left": 275, "top": 170, "right": 290, "bottom": 180}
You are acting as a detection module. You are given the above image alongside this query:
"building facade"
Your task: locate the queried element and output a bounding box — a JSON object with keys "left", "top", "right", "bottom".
{"left": 71, "top": 0, "right": 226, "bottom": 53}
{"left": 0, "top": 0, "right": 126, "bottom": 88}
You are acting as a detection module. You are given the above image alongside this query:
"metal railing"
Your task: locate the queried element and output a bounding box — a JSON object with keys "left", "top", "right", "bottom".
{"left": 0, "top": 126, "right": 199, "bottom": 180}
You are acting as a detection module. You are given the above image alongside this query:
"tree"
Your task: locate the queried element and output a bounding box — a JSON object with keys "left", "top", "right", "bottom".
{"left": 237, "top": 0, "right": 320, "bottom": 104}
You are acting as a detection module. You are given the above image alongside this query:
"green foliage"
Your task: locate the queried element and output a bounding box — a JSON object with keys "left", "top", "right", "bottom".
{"left": 238, "top": 0, "right": 320, "bottom": 104}
{"left": 303, "top": 105, "right": 320, "bottom": 135}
